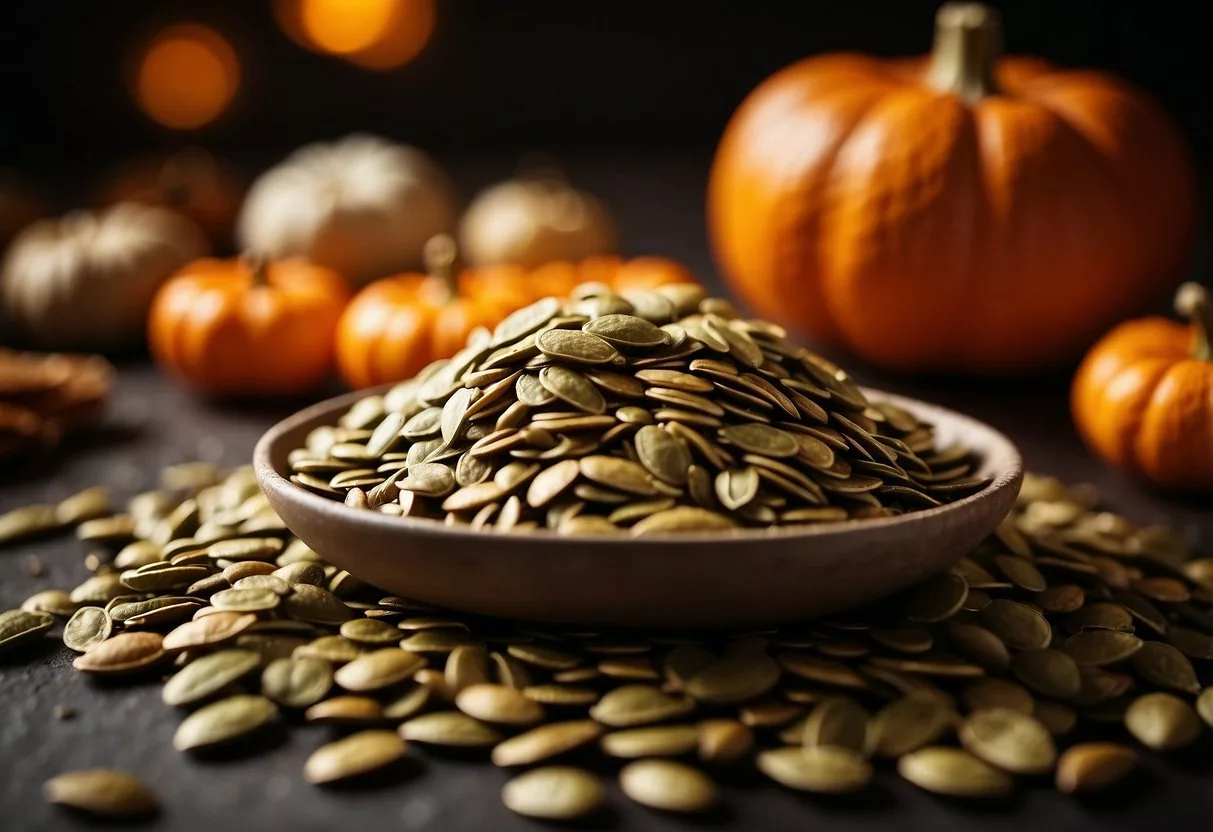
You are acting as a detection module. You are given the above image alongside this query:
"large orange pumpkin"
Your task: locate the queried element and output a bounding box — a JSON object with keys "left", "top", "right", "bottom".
{"left": 708, "top": 2, "right": 1196, "bottom": 373}
{"left": 149, "top": 257, "right": 349, "bottom": 396}
{"left": 1072, "top": 283, "right": 1213, "bottom": 491}
{"left": 336, "top": 238, "right": 698, "bottom": 389}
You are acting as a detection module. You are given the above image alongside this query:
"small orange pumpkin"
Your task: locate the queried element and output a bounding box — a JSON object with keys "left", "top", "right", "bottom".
{"left": 1072, "top": 283, "right": 1213, "bottom": 491}
{"left": 336, "top": 236, "right": 516, "bottom": 390}
{"left": 336, "top": 238, "right": 699, "bottom": 389}
{"left": 149, "top": 257, "right": 349, "bottom": 396}
{"left": 708, "top": 2, "right": 1196, "bottom": 372}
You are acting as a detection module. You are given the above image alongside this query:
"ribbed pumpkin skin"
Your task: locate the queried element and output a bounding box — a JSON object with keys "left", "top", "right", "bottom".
{"left": 149, "top": 257, "right": 349, "bottom": 396}
{"left": 335, "top": 255, "right": 700, "bottom": 389}
{"left": 708, "top": 51, "right": 1196, "bottom": 373}
{"left": 1071, "top": 285, "right": 1213, "bottom": 492}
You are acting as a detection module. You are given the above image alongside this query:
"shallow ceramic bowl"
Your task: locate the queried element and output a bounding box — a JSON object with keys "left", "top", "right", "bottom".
{"left": 255, "top": 385, "right": 1022, "bottom": 628}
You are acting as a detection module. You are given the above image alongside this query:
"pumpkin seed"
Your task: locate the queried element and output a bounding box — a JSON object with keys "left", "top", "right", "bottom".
{"left": 173, "top": 694, "right": 278, "bottom": 751}
{"left": 62, "top": 607, "right": 113, "bottom": 653}
{"left": 340, "top": 617, "right": 405, "bottom": 646}
{"left": 0, "top": 609, "right": 55, "bottom": 654}
{"left": 502, "top": 766, "right": 604, "bottom": 820}
{"left": 1010, "top": 649, "right": 1082, "bottom": 700}
{"left": 980, "top": 600, "right": 1052, "bottom": 651}
{"left": 73, "top": 632, "right": 165, "bottom": 674}
{"left": 261, "top": 657, "right": 333, "bottom": 708}
{"left": 162, "top": 612, "right": 257, "bottom": 651}
{"left": 898, "top": 747, "right": 1013, "bottom": 798}
{"left": 802, "top": 696, "right": 870, "bottom": 752}
{"left": 335, "top": 648, "right": 426, "bottom": 692}
{"left": 456, "top": 683, "right": 545, "bottom": 726}
{"left": 305, "top": 696, "right": 384, "bottom": 726}
{"left": 0, "top": 504, "right": 60, "bottom": 544}
{"left": 758, "top": 745, "right": 873, "bottom": 794}
{"left": 868, "top": 694, "right": 955, "bottom": 757}
{"left": 399, "top": 711, "right": 503, "bottom": 747}
{"left": 162, "top": 650, "right": 261, "bottom": 707}
{"left": 1124, "top": 692, "right": 1202, "bottom": 750}
{"left": 43, "top": 769, "right": 158, "bottom": 818}
{"left": 55, "top": 487, "right": 112, "bottom": 525}
{"left": 959, "top": 708, "right": 1057, "bottom": 775}
{"left": 601, "top": 724, "right": 700, "bottom": 758}
{"left": 304, "top": 730, "right": 406, "bottom": 784}
{"left": 684, "top": 653, "right": 780, "bottom": 704}
{"left": 492, "top": 720, "right": 604, "bottom": 767}
{"left": 1130, "top": 641, "right": 1201, "bottom": 694}
{"left": 619, "top": 759, "right": 718, "bottom": 813}
{"left": 1055, "top": 742, "right": 1137, "bottom": 793}
{"left": 589, "top": 684, "right": 695, "bottom": 727}
{"left": 697, "top": 718, "right": 754, "bottom": 764}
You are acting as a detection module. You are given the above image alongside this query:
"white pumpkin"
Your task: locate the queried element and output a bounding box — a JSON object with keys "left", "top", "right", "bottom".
{"left": 237, "top": 134, "right": 456, "bottom": 287}
{"left": 1, "top": 203, "right": 208, "bottom": 351}
{"left": 458, "top": 175, "right": 616, "bottom": 269}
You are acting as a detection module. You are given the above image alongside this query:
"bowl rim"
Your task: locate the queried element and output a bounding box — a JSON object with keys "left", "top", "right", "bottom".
{"left": 254, "top": 383, "right": 1023, "bottom": 546}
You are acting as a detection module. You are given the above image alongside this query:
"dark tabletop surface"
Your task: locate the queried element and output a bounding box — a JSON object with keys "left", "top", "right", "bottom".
{"left": 2, "top": 152, "right": 1212, "bottom": 832}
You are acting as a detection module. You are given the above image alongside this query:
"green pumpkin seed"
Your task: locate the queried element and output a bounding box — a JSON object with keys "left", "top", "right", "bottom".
{"left": 62, "top": 607, "right": 112, "bottom": 653}
{"left": 1130, "top": 641, "right": 1201, "bottom": 695}
{"left": 162, "top": 650, "right": 261, "bottom": 707}
{"left": 959, "top": 708, "right": 1057, "bottom": 775}
{"left": 0, "top": 504, "right": 60, "bottom": 544}
{"left": 0, "top": 609, "right": 55, "bottom": 654}
{"left": 43, "top": 769, "right": 158, "bottom": 818}
{"left": 697, "top": 719, "right": 754, "bottom": 764}
{"left": 502, "top": 766, "right": 605, "bottom": 820}
{"left": 335, "top": 649, "right": 426, "bottom": 692}
{"left": 173, "top": 694, "right": 278, "bottom": 751}
{"left": 589, "top": 685, "right": 695, "bottom": 727}
{"left": 399, "top": 711, "right": 503, "bottom": 747}
{"left": 73, "top": 632, "right": 165, "bottom": 674}
{"left": 304, "top": 730, "right": 406, "bottom": 784}
{"left": 601, "top": 724, "right": 700, "bottom": 758}
{"left": 980, "top": 600, "right": 1052, "bottom": 651}
{"left": 757, "top": 746, "right": 873, "bottom": 794}
{"left": 898, "top": 747, "right": 1013, "bottom": 798}
{"left": 619, "top": 759, "right": 718, "bottom": 813}
{"left": 261, "top": 657, "right": 333, "bottom": 708}
{"left": 684, "top": 653, "right": 780, "bottom": 704}
{"left": 1124, "top": 693, "right": 1202, "bottom": 750}
{"left": 1055, "top": 742, "right": 1138, "bottom": 793}
{"left": 868, "top": 694, "right": 955, "bottom": 757}
{"left": 802, "top": 696, "right": 870, "bottom": 752}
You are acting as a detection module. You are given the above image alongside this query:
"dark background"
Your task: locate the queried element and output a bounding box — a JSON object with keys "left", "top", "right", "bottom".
{"left": 2, "top": 0, "right": 1212, "bottom": 177}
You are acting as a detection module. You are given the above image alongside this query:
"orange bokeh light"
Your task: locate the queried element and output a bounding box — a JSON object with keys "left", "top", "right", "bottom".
{"left": 275, "top": 0, "right": 434, "bottom": 71}
{"left": 301, "top": 0, "right": 397, "bottom": 54}
{"left": 135, "top": 24, "right": 240, "bottom": 130}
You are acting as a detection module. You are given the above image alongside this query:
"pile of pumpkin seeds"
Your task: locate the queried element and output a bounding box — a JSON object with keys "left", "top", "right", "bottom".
{"left": 5, "top": 462, "right": 1213, "bottom": 821}
{"left": 288, "top": 284, "right": 989, "bottom": 533}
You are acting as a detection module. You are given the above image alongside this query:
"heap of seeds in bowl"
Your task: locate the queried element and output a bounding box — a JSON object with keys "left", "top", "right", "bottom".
{"left": 288, "top": 284, "right": 989, "bottom": 533}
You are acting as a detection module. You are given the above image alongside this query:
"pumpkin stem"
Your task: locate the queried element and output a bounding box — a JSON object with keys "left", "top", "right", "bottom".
{"left": 157, "top": 157, "right": 190, "bottom": 207}
{"left": 242, "top": 255, "right": 269, "bottom": 288}
{"left": 1175, "top": 282, "right": 1212, "bottom": 361}
{"left": 926, "top": 2, "right": 1002, "bottom": 103}
{"left": 423, "top": 234, "right": 461, "bottom": 301}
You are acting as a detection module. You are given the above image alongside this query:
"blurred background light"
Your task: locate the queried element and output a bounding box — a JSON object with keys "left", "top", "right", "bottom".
{"left": 134, "top": 24, "right": 240, "bottom": 130}
{"left": 274, "top": 0, "right": 435, "bottom": 71}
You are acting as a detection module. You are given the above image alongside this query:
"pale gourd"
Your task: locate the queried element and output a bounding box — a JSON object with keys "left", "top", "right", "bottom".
{"left": 237, "top": 134, "right": 456, "bottom": 287}
{"left": 1, "top": 203, "right": 208, "bottom": 351}
{"left": 459, "top": 175, "right": 616, "bottom": 269}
